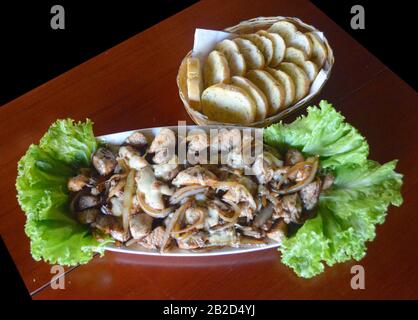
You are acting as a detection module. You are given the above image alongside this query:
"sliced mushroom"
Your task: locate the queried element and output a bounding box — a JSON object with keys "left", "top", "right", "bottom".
{"left": 92, "top": 147, "right": 117, "bottom": 176}
{"left": 125, "top": 131, "right": 148, "bottom": 149}
{"left": 119, "top": 145, "right": 148, "bottom": 170}
{"left": 68, "top": 174, "right": 89, "bottom": 192}
{"left": 76, "top": 208, "right": 100, "bottom": 224}
{"left": 129, "top": 213, "right": 153, "bottom": 239}
{"left": 153, "top": 155, "right": 179, "bottom": 181}
{"left": 149, "top": 128, "right": 176, "bottom": 164}
{"left": 78, "top": 195, "right": 100, "bottom": 211}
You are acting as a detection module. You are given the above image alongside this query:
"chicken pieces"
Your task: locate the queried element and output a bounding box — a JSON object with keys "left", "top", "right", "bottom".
{"left": 68, "top": 128, "right": 332, "bottom": 252}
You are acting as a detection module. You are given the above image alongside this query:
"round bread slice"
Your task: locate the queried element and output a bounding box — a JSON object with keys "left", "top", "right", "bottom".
{"left": 265, "top": 67, "right": 296, "bottom": 108}
{"left": 278, "top": 62, "right": 310, "bottom": 101}
{"left": 284, "top": 46, "right": 307, "bottom": 65}
{"left": 288, "top": 31, "right": 313, "bottom": 58}
{"left": 204, "top": 50, "right": 230, "bottom": 87}
{"left": 233, "top": 38, "right": 265, "bottom": 70}
{"left": 284, "top": 47, "right": 318, "bottom": 81}
{"left": 306, "top": 32, "right": 327, "bottom": 68}
{"left": 231, "top": 76, "right": 268, "bottom": 121}
{"left": 201, "top": 83, "right": 256, "bottom": 124}
{"left": 299, "top": 61, "right": 318, "bottom": 82}
{"left": 186, "top": 57, "right": 203, "bottom": 111}
{"left": 242, "top": 33, "right": 274, "bottom": 66}
{"left": 257, "top": 30, "right": 286, "bottom": 67}
{"left": 268, "top": 21, "right": 297, "bottom": 42}
{"left": 246, "top": 69, "right": 284, "bottom": 116}
{"left": 215, "top": 39, "right": 246, "bottom": 76}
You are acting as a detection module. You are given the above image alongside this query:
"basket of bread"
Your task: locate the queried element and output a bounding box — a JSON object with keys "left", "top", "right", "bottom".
{"left": 177, "top": 16, "right": 334, "bottom": 126}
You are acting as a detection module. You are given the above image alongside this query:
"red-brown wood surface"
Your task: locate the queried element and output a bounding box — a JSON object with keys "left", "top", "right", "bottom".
{"left": 1, "top": 0, "right": 417, "bottom": 299}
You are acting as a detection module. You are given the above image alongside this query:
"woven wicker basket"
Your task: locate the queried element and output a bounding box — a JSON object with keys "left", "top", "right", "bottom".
{"left": 177, "top": 16, "right": 334, "bottom": 127}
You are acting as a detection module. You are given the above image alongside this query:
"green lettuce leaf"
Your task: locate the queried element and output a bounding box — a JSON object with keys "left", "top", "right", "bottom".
{"left": 16, "top": 119, "right": 112, "bottom": 266}
{"left": 39, "top": 119, "right": 97, "bottom": 167}
{"left": 264, "top": 100, "right": 369, "bottom": 168}
{"left": 265, "top": 101, "right": 403, "bottom": 278}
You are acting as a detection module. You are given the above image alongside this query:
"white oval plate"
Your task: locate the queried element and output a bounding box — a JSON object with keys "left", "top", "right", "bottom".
{"left": 97, "top": 125, "right": 281, "bottom": 257}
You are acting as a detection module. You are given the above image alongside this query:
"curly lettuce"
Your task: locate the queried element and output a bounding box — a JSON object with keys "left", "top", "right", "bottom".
{"left": 16, "top": 119, "right": 113, "bottom": 266}
{"left": 264, "top": 101, "right": 403, "bottom": 278}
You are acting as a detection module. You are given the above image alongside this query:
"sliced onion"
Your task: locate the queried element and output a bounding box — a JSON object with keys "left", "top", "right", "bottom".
{"left": 169, "top": 185, "right": 208, "bottom": 205}
{"left": 117, "top": 158, "right": 130, "bottom": 173}
{"left": 171, "top": 206, "right": 206, "bottom": 235}
{"left": 137, "top": 192, "right": 172, "bottom": 218}
{"left": 122, "top": 170, "right": 135, "bottom": 233}
{"left": 218, "top": 199, "right": 241, "bottom": 223}
{"left": 108, "top": 179, "right": 126, "bottom": 199}
{"left": 160, "top": 200, "right": 192, "bottom": 252}
{"left": 212, "top": 181, "right": 257, "bottom": 209}
{"left": 278, "top": 156, "right": 319, "bottom": 195}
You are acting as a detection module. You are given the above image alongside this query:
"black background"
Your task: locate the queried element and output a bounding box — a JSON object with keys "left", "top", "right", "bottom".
{"left": 0, "top": 0, "right": 198, "bottom": 106}
{"left": 0, "top": 0, "right": 416, "bottom": 106}
{"left": 1, "top": 0, "right": 416, "bottom": 302}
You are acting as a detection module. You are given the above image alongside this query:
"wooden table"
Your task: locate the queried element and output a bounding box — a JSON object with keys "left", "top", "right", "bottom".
{"left": 1, "top": 0, "right": 417, "bottom": 299}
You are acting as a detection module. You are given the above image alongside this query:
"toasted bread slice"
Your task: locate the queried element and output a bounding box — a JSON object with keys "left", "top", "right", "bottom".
{"left": 201, "top": 83, "right": 256, "bottom": 124}
{"left": 231, "top": 76, "right": 268, "bottom": 121}
{"left": 257, "top": 30, "right": 286, "bottom": 67}
{"left": 215, "top": 38, "right": 240, "bottom": 53}
{"left": 233, "top": 38, "right": 265, "bottom": 70}
{"left": 306, "top": 32, "right": 327, "bottom": 68}
{"left": 242, "top": 33, "right": 274, "bottom": 66}
{"left": 246, "top": 69, "right": 284, "bottom": 116}
{"left": 265, "top": 67, "right": 296, "bottom": 108}
{"left": 268, "top": 21, "right": 297, "bottom": 42}
{"left": 215, "top": 39, "right": 246, "bottom": 76}
{"left": 278, "top": 62, "right": 310, "bottom": 101}
{"left": 299, "top": 61, "right": 318, "bottom": 82}
{"left": 186, "top": 57, "right": 203, "bottom": 111}
{"left": 284, "top": 47, "right": 318, "bottom": 81}
{"left": 288, "top": 31, "right": 313, "bottom": 57}
{"left": 284, "top": 47, "right": 307, "bottom": 65}
{"left": 204, "top": 50, "right": 230, "bottom": 87}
